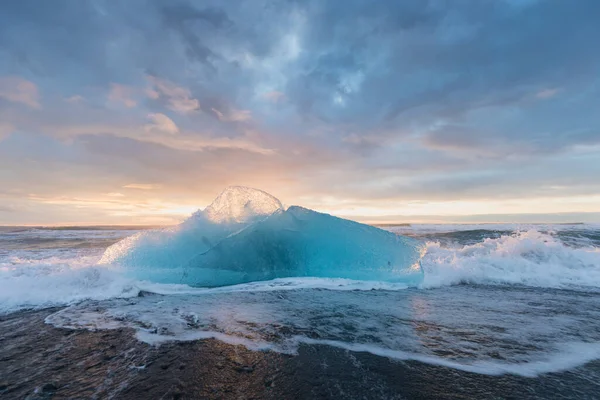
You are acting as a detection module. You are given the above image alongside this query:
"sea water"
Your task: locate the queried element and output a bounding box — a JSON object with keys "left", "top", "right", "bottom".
{"left": 1, "top": 223, "right": 600, "bottom": 378}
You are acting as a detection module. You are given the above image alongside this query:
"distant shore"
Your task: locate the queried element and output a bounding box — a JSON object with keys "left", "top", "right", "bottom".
{"left": 1, "top": 308, "right": 597, "bottom": 399}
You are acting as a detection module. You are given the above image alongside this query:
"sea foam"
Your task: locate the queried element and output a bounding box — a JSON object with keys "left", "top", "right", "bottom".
{"left": 421, "top": 229, "right": 600, "bottom": 289}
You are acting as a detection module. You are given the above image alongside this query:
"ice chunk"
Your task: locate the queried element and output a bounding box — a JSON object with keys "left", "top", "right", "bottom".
{"left": 99, "top": 186, "right": 282, "bottom": 272}
{"left": 200, "top": 186, "right": 283, "bottom": 224}
{"left": 100, "top": 187, "right": 424, "bottom": 287}
{"left": 186, "top": 206, "right": 424, "bottom": 286}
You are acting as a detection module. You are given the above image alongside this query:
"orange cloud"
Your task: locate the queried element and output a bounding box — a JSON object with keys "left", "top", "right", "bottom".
{"left": 145, "top": 113, "right": 179, "bottom": 134}
{"left": 211, "top": 107, "right": 252, "bottom": 122}
{"left": 108, "top": 83, "right": 137, "bottom": 108}
{"left": 123, "top": 183, "right": 163, "bottom": 190}
{"left": 146, "top": 75, "right": 199, "bottom": 114}
{"left": 0, "top": 76, "right": 40, "bottom": 108}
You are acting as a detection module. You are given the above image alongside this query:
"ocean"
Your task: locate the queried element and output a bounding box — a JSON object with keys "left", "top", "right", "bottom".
{"left": 1, "top": 223, "right": 600, "bottom": 398}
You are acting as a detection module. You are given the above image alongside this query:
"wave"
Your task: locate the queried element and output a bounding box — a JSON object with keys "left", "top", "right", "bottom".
{"left": 421, "top": 229, "right": 600, "bottom": 289}
{"left": 125, "top": 331, "right": 600, "bottom": 377}
{"left": 293, "top": 339, "right": 600, "bottom": 378}
{"left": 0, "top": 256, "right": 139, "bottom": 313}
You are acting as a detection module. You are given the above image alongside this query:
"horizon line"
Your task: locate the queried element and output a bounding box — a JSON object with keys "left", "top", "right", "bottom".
{"left": 2, "top": 211, "right": 600, "bottom": 228}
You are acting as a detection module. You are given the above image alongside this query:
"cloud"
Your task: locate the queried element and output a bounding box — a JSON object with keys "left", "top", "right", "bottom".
{"left": 0, "top": 123, "right": 14, "bottom": 141}
{"left": 145, "top": 113, "right": 179, "bottom": 134}
{"left": 65, "top": 95, "right": 84, "bottom": 103}
{"left": 159, "top": 4, "right": 232, "bottom": 70}
{"left": 0, "top": 204, "right": 16, "bottom": 213}
{"left": 108, "top": 83, "right": 137, "bottom": 108}
{"left": 211, "top": 107, "right": 251, "bottom": 122}
{"left": 262, "top": 91, "right": 286, "bottom": 103}
{"left": 536, "top": 88, "right": 559, "bottom": 99}
{"left": 145, "top": 87, "right": 159, "bottom": 100}
{"left": 146, "top": 76, "right": 200, "bottom": 114}
{"left": 11, "top": 110, "right": 274, "bottom": 155}
{"left": 123, "top": 183, "right": 163, "bottom": 190}
{"left": 0, "top": 76, "right": 40, "bottom": 108}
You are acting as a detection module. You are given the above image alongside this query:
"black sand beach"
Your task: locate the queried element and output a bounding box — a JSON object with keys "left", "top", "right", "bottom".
{"left": 1, "top": 309, "right": 598, "bottom": 400}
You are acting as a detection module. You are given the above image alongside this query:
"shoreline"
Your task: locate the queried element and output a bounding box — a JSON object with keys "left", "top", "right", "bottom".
{"left": 1, "top": 309, "right": 599, "bottom": 399}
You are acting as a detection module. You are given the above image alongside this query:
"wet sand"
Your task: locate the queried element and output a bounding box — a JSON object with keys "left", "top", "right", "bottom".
{"left": 1, "top": 309, "right": 598, "bottom": 399}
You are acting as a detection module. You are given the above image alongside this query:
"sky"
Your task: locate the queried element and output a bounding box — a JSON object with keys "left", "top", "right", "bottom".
{"left": 1, "top": 0, "right": 600, "bottom": 225}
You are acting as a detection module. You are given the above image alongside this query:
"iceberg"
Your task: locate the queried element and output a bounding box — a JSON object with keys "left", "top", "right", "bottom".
{"left": 100, "top": 187, "right": 424, "bottom": 287}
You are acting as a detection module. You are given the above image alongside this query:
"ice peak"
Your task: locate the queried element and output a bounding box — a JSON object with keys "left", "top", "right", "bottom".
{"left": 203, "top": 186, "right": 283, "bottom": 224}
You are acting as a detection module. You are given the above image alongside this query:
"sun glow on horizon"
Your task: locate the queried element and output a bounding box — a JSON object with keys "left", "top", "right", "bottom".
{"left": 5, "top": 190, "right": 598, "bottom": 226}
{"left": 315, "top": 194, "right": 600, "bottom": 219}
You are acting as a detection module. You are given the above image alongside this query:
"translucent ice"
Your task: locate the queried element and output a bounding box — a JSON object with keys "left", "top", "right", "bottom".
{"left": 200, "top": 186, "right": 283, "bottom": 224}
{"left": 100, "top": 187, "right": 424, "bottom": 287}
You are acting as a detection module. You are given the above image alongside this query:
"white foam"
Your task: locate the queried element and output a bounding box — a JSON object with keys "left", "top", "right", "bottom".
{"left": 421, "top": 229, "right": 600, "bottom": 289}
{"left": 294, "top": 338, "right": 600, "bottom": 377}
{"left": 0, "top": 256, "right": 139, "bottom": 313}
{"left": 135, "top": 330, "right": 278, "bottom": 351}
{"left": 0, "top": 260, "right": 412, "bottom": 314}
{"left": 137, "top": 277, "right": 410, "bottom": 296}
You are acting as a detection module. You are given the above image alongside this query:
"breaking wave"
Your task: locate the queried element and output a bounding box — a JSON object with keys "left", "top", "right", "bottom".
{"left": 421, "top": 229, "right": 600, "bottom": 290}
{"left": 0, "top": 256, "right": 138, "bottom": 313}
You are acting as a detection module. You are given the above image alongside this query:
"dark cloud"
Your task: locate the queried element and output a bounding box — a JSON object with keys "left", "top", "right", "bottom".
{"left": 160, "top": 4, "right": 232, "bottom": 70}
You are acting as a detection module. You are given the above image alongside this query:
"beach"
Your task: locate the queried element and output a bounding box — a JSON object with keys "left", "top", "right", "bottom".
{"left": 2, "top": 307, "right": 599, "bottom": 399}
